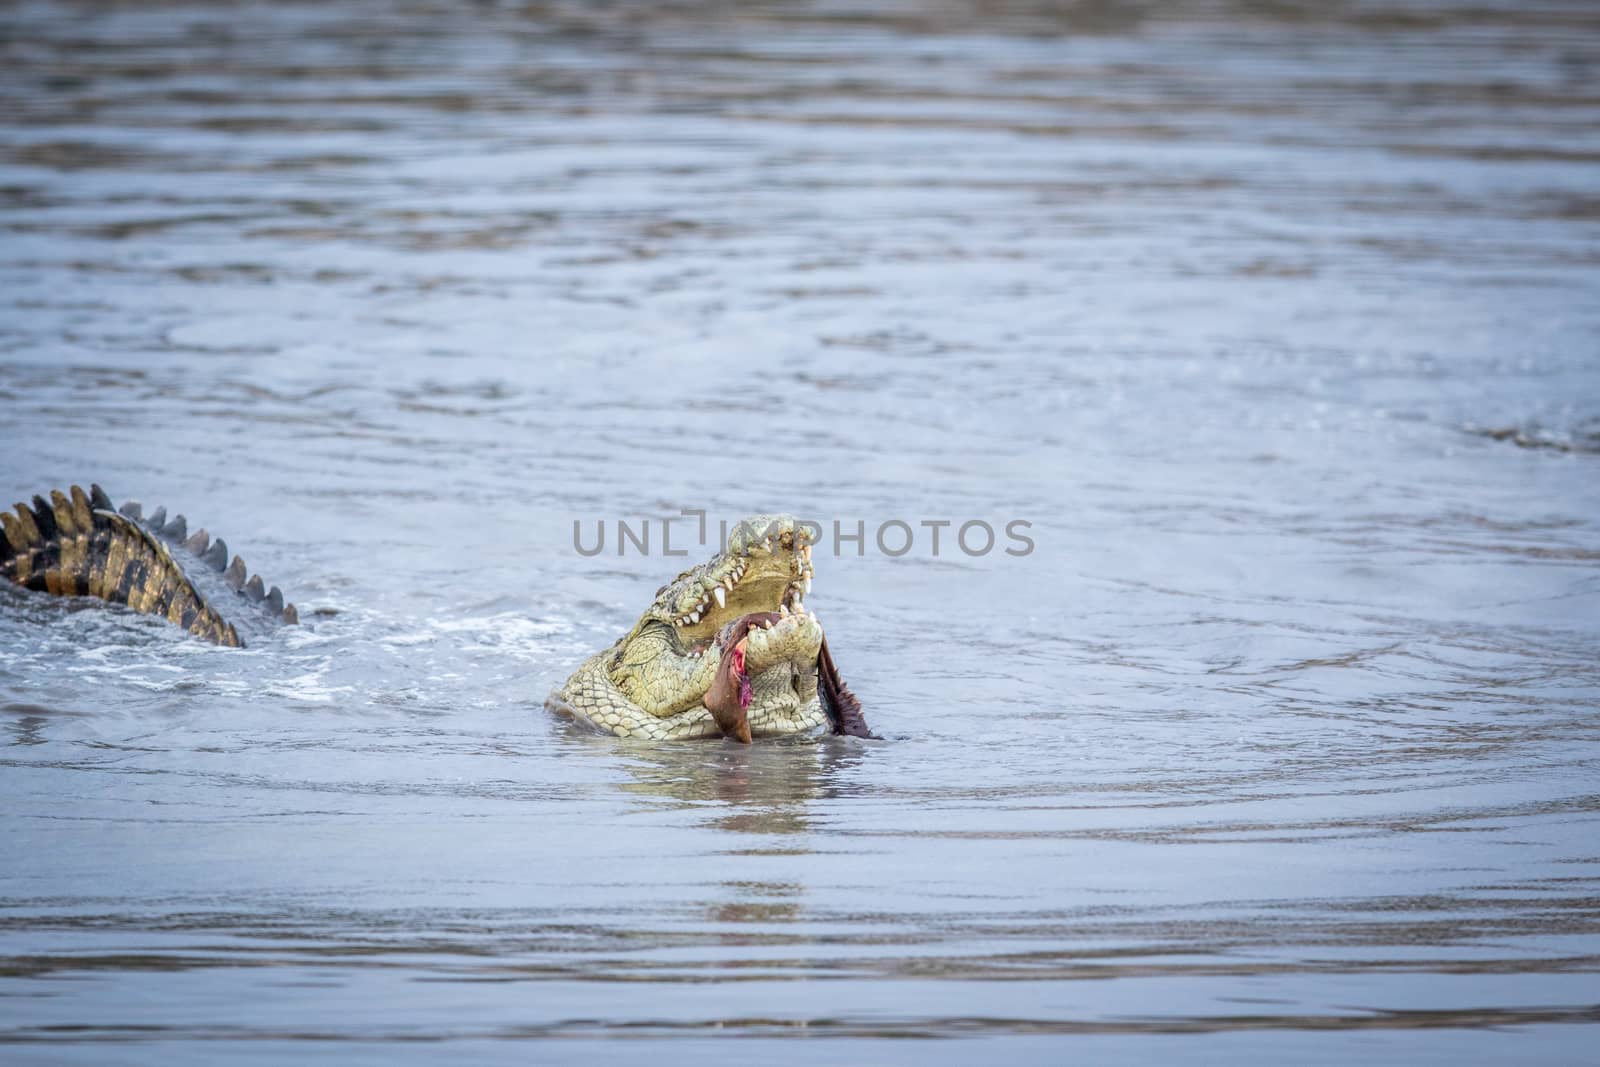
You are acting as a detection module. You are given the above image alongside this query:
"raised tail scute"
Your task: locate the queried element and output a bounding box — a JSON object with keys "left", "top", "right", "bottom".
{"left": 202, "top": 538, "right": 228, "bottom": 571}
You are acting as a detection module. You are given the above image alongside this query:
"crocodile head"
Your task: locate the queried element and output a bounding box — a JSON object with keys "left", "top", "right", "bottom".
{"left": 556, "top": 514, "right": 837, "bottom": 741}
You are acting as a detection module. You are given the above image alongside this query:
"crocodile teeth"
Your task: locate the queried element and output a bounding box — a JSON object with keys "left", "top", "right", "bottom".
{"left": 713, "top": 587, "right": 726, "bottom": 609}
{"left": 802, "top": 545, "right": 811, "bottom": 562}
{"left": 802, "top": 576, "right": 812, "bottom": 595}
{"left": 689, "top": 610, "right": 700, "bottom": 624}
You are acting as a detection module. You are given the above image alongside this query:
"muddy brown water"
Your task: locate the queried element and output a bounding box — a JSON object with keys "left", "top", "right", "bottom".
{"left": 2, "top": 1, "right": 1599, "bottom": 1063}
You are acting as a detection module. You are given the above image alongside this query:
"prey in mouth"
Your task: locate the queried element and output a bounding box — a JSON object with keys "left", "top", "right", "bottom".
{"left": 552, "top": 515, "right": 870, "bottom": 742}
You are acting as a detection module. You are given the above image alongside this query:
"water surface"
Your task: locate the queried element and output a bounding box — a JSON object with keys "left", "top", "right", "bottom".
{"left": 3, "top": 1, "right": 1600, "bottom": 1062}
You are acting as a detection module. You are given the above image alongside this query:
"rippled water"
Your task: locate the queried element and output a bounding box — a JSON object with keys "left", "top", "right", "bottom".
{"left": 3, "top": 1, "right": 1600, "bottom": 1062}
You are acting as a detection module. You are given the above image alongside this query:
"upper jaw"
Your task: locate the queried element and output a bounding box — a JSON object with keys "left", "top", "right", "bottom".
{"left": 654, "top": 516, "right": 816, "bottom": 648}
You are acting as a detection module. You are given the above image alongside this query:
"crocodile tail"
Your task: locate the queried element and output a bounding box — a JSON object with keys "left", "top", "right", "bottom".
{"left": 1, "top": 484, "right": 245, "bottom": 646}
{"left": 817, "top": 636, "right": 875, "bottom": 739}
{"left": 116, "top": 493, "right": 299, "bottom": 627}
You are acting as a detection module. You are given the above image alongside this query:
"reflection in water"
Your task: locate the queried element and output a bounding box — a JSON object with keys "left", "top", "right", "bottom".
{"left": 616, "top": 736, "right": 868, "bottom": 831}
{"left": 2, "top": 0, "right": 1600, "bottom": 1062}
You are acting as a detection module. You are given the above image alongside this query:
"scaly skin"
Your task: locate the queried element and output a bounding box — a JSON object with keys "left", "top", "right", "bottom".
{"left": 552, "top": 514, "right": 833, "bottom": 740}
{"left": 1, "top": 484, "right": 297, "bottom": 646}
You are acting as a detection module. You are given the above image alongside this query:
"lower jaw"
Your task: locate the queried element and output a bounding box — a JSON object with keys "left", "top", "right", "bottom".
{"left": 745, "top": 695, "right": 825, "bottom": 735}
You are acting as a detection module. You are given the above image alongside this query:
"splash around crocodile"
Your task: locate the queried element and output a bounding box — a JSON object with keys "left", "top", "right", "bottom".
{"left": 548, "top": 514, "right": 874, "bottom": 742}
{"left": 1, "top": 489, "right": 871, "bottom": 743}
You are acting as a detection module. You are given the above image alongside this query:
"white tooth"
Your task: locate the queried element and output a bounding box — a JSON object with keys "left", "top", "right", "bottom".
{"left": 688, "top": 610, "right": 699, "bottom": 624}
{"left": 802, "top": 576, "right": 812, "bottom": 595}
{"left": 713, "top": 587, "right": 726, "bottom": 609}
{"left": 779, "top": 603, "right": 790, "bottom": 616}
